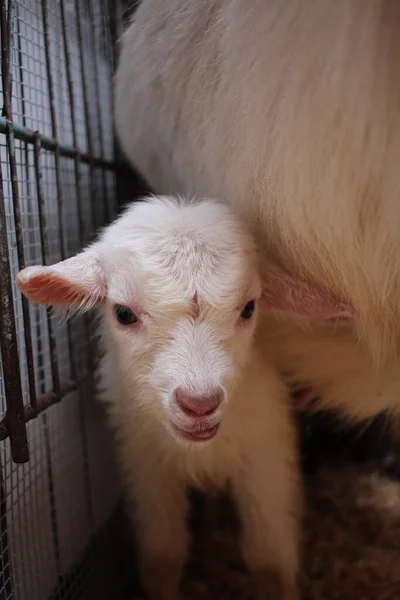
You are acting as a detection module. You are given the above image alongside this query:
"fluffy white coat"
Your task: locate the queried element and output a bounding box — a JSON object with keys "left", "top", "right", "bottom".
{"left": 17, "top": 196, "right": 302, "bottom": 600}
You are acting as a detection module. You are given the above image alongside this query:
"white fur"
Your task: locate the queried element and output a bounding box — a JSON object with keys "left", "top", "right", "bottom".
{"left": 261, "top": 316, "right": 400, "bottom": 423}
{"left": 17, "top": 196, "right": 301, "bottom": 600}
{"left": 114, "top": 0, "right": 400, "bottom": 421}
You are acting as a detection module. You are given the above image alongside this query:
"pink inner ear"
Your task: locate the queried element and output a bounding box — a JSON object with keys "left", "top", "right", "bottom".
{"left": 16, "top": 252, "right": 105, "bottom": 308}
{"left": 17, "top": 270, "right": 89, "bottom": 306}
{"left": 262, "top": 265, "right": 354, "bottom": 324}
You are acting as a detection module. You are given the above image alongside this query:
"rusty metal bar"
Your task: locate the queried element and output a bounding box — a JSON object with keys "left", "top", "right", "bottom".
{"left": 0, "top": 146, "right": 29, "bottom": 463}
{"left": 2, "top": 0, "right": 37, "bottom": 413}
{"left": 1, "top": 0, "right": 35, "bottom": 463}
{"left": 1, "top": 0, "right": 13, "bottom": 118}
{"left": 4, "top": 128, "right": 37, "bottom": 408}
{"left": 0, "top": 373, "right": 90, "bottom": 441}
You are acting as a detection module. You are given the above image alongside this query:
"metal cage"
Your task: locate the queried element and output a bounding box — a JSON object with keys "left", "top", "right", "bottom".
{"left": 0, "top": 1, "right": 145, "bottom": 598}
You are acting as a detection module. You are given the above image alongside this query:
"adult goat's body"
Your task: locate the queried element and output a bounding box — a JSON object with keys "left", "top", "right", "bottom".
{"left": 115, "top": 0, "right": 400, "bottom": 420}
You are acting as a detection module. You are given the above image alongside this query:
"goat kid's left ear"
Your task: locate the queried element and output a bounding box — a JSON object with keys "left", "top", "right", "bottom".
{"left": 16, "top": 248, "right": 105, "bottom": 313}
{"left": 260, "top": 263, "right": 354, "bottom": 325}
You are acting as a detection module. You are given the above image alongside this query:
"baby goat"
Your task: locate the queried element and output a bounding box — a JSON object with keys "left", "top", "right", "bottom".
{"left": 16, "top": 196, "right": 351, "bottom": 599}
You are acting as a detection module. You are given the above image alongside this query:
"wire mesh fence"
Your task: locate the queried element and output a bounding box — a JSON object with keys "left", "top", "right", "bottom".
{"left": 0, "top": 0, "right": 144, "bottom": 598}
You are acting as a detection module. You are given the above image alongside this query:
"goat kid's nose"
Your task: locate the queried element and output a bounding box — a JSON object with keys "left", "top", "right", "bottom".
{"left": 174, "top": 386, "right": 224, "bottom": 417}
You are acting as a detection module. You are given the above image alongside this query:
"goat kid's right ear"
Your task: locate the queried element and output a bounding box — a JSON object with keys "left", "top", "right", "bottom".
{"left": 16, "top": 249, "right": 105, "bottom": 312}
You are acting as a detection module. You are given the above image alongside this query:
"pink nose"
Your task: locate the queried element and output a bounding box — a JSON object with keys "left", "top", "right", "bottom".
{"left": 174, "top": 386, "right": 224, "bottom": 417}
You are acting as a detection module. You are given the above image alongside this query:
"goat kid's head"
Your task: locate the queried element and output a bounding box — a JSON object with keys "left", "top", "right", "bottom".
{"left": 17, "top": 195, "right": 353, "bottom": 444}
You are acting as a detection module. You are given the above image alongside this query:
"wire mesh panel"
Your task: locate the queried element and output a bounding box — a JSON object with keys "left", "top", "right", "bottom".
{"left": 0, "top": 1, "right": 138, "bottom": 598}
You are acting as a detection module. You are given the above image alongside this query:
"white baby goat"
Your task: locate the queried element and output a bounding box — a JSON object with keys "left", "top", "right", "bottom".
{"left": 16, "top": 196, "right": 351, "bottom": 599}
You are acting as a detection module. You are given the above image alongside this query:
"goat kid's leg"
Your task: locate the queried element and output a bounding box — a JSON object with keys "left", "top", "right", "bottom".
{"left": 127, "top": 463, "right": 189, "bottom": 600}
{"left": 232, "top": 432, "right": 302, "bottom": 599}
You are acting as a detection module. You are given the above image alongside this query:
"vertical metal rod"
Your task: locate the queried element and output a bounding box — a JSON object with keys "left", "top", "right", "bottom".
{"left": 73, "top": 0, "right": 100, "bottom": 366}
{"left": 1, "top": 0, "right": 33, "bottom": 463}
{"left": 110, "top": 0, "right": 124, "bottom": 60}
{"left": 14, "top": 6, "right": 46, "bottom": 431}
{"left": 105, "top": 0, "right": 122, "bottom": 218}
{"left": 4, "top": 129, "right": 37, "bottom": 406}
{"left": 74, "top": 0, "right": 97, "bottom": 233}
{"left": 15, "top": 2, "right": 33, "bottom": 247}
{"left": 39, "top": 0, "right": 65, "bottom": 581}
{"left": 109, "top": 0, "right": 123, "bottom": 124}
{"left": 0, "top": 155, "right": 29, "bottom": 465}
{"left": 110, "top": 0, "right": 128, "bottom": 213}
{"left": 1, "top": 0, "right": 37, "bottom": 412}
{"left": 59, "top": 0, "right": 84, "bottom": 244}
{"left": 41, "top": 0, "right": 67, "bottom": 255}
{"left": 1, "top": 0, "right": 13, "bottom": 117}
{"left": 42, "top": 0, "right": 77, "bottom": 388}
{"left": 60, "top": 0, "right": 94, "bottom": 533}
{"left": 87, "top": 0, "right": 110, "bottom": 226}
{"left": 33, "top": 134, "right": 61, "bottom": 394}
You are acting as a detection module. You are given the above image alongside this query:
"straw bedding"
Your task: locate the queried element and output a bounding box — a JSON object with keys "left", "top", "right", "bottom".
{"left": 183, "top": 461, "right": 400, "bottom": 599}
{"left": 131, "top": 414, "right": 400, "bottom": 599}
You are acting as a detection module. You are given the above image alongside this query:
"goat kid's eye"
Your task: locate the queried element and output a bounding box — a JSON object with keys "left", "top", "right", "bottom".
{"left": 240, "top": 300, "right": 255, "bottom": 320}
{"left": 114, "top": 304, "right": 139, "bottom": 325}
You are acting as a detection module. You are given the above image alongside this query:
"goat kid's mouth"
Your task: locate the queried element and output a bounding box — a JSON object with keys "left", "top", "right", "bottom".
{"left": 170, "top": 419, "right": 220, "bottom": 442}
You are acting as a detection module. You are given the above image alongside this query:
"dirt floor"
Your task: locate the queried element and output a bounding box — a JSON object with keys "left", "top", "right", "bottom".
{"left": 182, "top": 459, "right": 400, "bottom": 599}
{"left": 129, "top": 414, "right": 400, "bottom": 599}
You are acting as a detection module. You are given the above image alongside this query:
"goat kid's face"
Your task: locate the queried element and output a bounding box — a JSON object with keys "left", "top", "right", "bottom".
{"left": 102, "top": 202, "right": 262, "bottom": 443}
{"left": 16, "top": 195, "right": 354, "bottom": 445}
